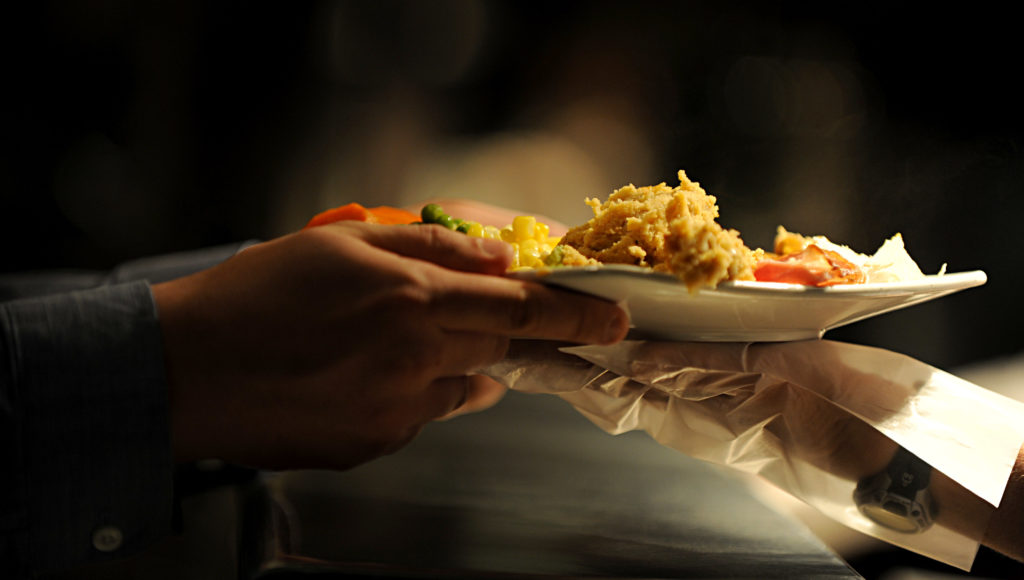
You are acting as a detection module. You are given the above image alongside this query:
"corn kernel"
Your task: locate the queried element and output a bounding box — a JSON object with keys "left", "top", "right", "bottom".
{"left": 512, "top": 216, "right": 536, "bottom": 241}
{"left": 480, "top": 215, "right": 561, "bottom": 269}
{"left": 464, "top": 222, "right": 484, "bottom": 237}
{"left": 534, "top": 222, "right": 549, "bottom": 241}
{"left": 520, "top": 238, "right": 540, "bottom": 260}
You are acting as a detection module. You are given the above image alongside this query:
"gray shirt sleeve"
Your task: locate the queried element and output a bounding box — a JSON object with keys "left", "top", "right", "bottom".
{"left": 0, "top": 241, "right": 256, "bottom": 576}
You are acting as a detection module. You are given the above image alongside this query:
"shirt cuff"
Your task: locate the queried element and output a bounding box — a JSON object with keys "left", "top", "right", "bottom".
{"left": 0, "top": 281, "right": 173, "bottom": 574}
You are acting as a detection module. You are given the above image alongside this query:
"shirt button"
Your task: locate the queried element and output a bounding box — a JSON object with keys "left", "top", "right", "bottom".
{"left": 92, "top": 525, "right": 123, "bottom": 552}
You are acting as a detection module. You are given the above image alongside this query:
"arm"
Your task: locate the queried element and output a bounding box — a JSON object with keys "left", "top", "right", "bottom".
{"left": 0, "top": 242, "right": 252, "bottom": 302}
{"left": 1, "top": 282, "right": 173, "bottom": 575}
{"left": 504, "top": 339, "right": 1024, "bottom": 563}
{"left": 2, "top": 221, "right": 629, "bottom": 576}
{"left": 767, "top": 386, "right": 1024, "bottom": 562}
{"left": 972, "top": 444, "right": 1024, "bottom": 560}
{"left": 0, "top": 243, "right": 257, "bottom": 576}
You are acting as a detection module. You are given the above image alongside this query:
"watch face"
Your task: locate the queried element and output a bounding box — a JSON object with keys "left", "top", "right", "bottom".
{"left": 858, "top": 499, "right": 927, "bottom": 533}
{"left": 854, "top": 448, "right": 935, "bottom": 534}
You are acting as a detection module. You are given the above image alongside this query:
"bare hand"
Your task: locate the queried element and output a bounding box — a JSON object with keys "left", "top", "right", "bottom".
{"left": 152, "top": 222, "right": 628, "bottom": 470}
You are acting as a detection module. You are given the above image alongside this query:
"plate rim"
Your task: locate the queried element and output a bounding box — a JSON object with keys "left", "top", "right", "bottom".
{"left": 511, "top": 264, "right": 987, "bottom": 298}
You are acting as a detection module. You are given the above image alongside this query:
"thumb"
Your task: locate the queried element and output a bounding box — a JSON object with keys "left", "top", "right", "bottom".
{"left": 338, "top": 222, "right": 513, "bottom": 275}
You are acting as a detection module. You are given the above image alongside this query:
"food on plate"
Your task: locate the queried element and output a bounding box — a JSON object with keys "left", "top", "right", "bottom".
{"left": 419, "top": 203, "right": 562, "bottom": 269}
{"left": 485, "top": 215, "right": 562, "bottom": 269}
{"left": 304, "top": 203, "right": 419, "bottom": 228}
{"left": 758, "top": 227, "right": 932, "bottom": 285}
{"left": 304, "top": 201, "right": 562, "bottom": 269}
{"left": 550, "top": 171, "right": 931, "bottom": 290}
{"left": 304, "top": 171, "right": 933, "bottom": 289}
{"left": 556, "top": 171, "right": 760, "bottom": 291}
{"left": 753, "top": 232, "right": 866, "bottom": 287}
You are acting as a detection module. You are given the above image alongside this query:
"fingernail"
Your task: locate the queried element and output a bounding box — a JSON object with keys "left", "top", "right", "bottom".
{"left": 479, "top": 237, "right": 513, "bottom": 261}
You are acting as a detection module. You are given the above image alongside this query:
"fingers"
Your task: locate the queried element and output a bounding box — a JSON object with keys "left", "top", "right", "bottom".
{"left": 389, "top": 331, "right": 508, "bottom": 426}
{"left": 431, "top": 272, "right": 630, "bottom": 345}
{"left": 320, "top": 222, "right": 629, "bottom": 345}
{"left": 338, "top": 221, "right": 513, "bottom": 275}
{"left": 392, "top": 374, "right": 504, "bottom": 432}
{"left": 431, "top": 331, "right": 510, "bottom": 376}
{"left": 422, "top": 375, "right": 475, "bottom": 420}
{"left": 420, "top": 375, "right": 508, "bottom": 424}
{"left": 440, "top": 375, "right": 507, "bottom": 420}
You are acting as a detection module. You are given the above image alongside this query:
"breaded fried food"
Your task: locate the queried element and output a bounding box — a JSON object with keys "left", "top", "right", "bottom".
{"left": 559, "top": 171, "right": 758, "bottom": 291}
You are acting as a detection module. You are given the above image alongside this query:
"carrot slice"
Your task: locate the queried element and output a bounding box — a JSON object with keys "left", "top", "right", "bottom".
{"left": 365, "top": 206, "right": 420, "bottom": 225}
{"left": 303, "top": 203, "right": 419, "bottom": 228}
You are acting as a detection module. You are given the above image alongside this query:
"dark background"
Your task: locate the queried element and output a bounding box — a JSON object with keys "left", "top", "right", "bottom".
{"left": 3, "top": 1, "right": 1022, "bottom": 371}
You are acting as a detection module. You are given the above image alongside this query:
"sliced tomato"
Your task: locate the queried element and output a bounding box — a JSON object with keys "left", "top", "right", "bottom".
{"left": 754, "top": 244, "right": 865, "bottom": 286}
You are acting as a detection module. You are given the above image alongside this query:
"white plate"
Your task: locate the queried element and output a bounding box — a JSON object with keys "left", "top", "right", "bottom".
{"left": 510, "top": 265, "right": 987, "bottom": 342}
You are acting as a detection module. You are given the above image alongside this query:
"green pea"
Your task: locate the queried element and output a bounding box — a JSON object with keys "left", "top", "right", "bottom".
{"left": 456, "top": 221, "right": 480, "bottom": 234}
{"left": 421, "top": 203, "right": 445, "bottom": 224}
{"left": 437, "top": 215, "right": 458, "bottom": 229}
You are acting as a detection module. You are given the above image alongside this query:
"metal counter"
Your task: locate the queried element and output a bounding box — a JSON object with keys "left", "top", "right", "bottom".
{"left": 253, "top": 390, "right": 860, "bottom": 579}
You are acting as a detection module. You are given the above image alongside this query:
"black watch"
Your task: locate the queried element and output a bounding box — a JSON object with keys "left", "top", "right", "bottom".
{"left": 853, "top": 447, "right": 937, "bottom": 534}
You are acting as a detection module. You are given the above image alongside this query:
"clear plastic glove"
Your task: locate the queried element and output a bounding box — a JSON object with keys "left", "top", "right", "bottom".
{"left": 485, "top": 339, "right": 1024, "bottom": 569}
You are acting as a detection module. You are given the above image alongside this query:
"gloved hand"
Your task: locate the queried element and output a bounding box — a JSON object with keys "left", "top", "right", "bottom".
{"left": 486, "top": 338, "right": 1024, "bottom": 568}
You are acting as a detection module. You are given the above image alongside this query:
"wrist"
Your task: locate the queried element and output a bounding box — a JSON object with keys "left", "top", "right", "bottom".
{"left": 152, "top": 275, "right": 212, "bottom": 464}
{"left": 980, "top": 443, "right": 1024, "bottom": 560}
